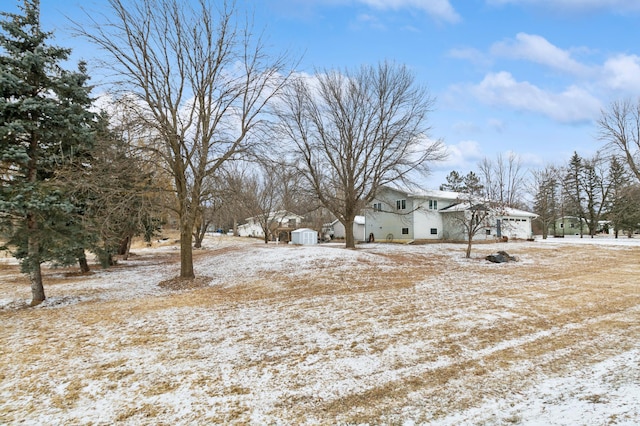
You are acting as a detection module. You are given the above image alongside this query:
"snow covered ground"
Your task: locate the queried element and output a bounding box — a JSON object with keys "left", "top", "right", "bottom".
{"left": 1, "top": 235, "right": 639, "bottom": 424}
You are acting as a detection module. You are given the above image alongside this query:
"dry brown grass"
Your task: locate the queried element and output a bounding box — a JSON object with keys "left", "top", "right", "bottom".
{"left": 0, "top": 240, "right": 638, "bottom": 424}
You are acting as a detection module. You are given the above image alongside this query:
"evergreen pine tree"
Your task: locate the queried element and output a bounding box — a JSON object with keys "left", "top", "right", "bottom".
{"left": 0, "top": 0, "right": 95, "bottom": 305}
{"left": 607, "top": 157, "right": 637, "bottom": 237}
{"left": 564, "top": 152, "right": 585, "bottom": 237}
{"left": 440, "top": 170, "right": 465, "bottom": 192}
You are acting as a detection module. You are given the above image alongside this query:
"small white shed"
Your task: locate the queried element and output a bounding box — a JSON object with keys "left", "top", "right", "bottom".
{"left": 291, "top": 228, "right": 318, "bottom": 245}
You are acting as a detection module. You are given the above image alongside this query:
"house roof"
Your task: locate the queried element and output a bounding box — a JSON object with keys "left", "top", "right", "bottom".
{"left": 379, "top": 185, "right": 537, "bottom": 217}
{"left": 291, "top": 228, "right": 316, "bottom": 234}
{"left": 383, "top": 185, "right": 460, "bottom": 200}
{"left": 439, "top": 202, "right": 537, "bottom": 218}
{"left": 329, "top": 215, "right": 365, "bottom": 226}
{"left": 244, "top": 210, "right": 304, "bottom": 223}
{"left": 500, "top": 207, "right": 538, "bottom": 218}
{"left": 407, "top": 188, "right": 461, "bottom": 200}
{"left": 439, "top": 202, "right": 486, "bottom": 213}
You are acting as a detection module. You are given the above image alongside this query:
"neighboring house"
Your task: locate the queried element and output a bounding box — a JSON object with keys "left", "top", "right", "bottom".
{"left": 366, "top": 186, "right": 537, "bottom": 242}
{"left": 237, "top": 211, "right": 304, "bottom": 241}
{"left": 325, "top": 216, "right": 366, "bottom": 242}
{"left": 549, "top": 216, "right": 613, "bottom": 236}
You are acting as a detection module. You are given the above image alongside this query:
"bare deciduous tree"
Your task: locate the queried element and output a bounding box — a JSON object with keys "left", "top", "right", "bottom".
{"left": 478, "top": 152, "right": 525, "bottom": 208}
{"left": 598, "top": 98, "right": 640, "bottom": 182}
{"left": 277, "top": 62, "right": 446, "bottom": 248}
{"left": 581, "top": 155, "right": 611, "bottom": 238}
{"left": 77, "top": 0, "right": 292, "bottom": 278}
{"left": 530, "top": 165, "right": 560, "bottom": 239}
{"left": 242, "top": 165, "right": 285, "bottom": 243}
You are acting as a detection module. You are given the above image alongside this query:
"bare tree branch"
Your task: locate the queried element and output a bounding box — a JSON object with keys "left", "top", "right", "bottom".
{"left": 75, "top": 0, "right": 293, "bottom": 278}
{"left": 276, "top": 62, "right": 446, "bottom": 248}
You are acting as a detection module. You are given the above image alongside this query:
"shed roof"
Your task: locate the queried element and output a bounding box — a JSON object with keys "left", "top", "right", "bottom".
{"left": 291, "top": 228, "right": 316, "bottom": 233}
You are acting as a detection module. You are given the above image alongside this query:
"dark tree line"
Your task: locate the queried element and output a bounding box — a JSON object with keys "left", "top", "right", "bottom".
{"left": 0, "top": 1, "right": 96, "bottom": 304}
{"left": 0, "top": 1, "right": 162, "bottom": 304}
{"left": 530, "top": 152, "right": 640, "bottom": 239}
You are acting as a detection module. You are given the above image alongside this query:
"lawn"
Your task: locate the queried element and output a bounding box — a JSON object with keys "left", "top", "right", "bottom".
{"left": 1, "top": 236, "right": 639, "bottom": 424}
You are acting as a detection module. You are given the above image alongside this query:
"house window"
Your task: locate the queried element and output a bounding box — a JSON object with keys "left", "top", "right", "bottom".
{"left": 486, "top": 229, "right": 491, "bottom": 235}
{"left": 401, "top": 227, "right": 409, "bottom": 235}
{"left": 430, "top": 228, "right": 437, "bottom": 235}
{"left": 560, "top": 223, "right": 564, "bottom": 228}
{"left": 373, "top": 202, "right": 382, "bottom": 212}
{"left": 396, "top": 200, "right": 406, "bottom": 210}
{"left": 429, "top": 199, "right": 438, "bottom": 210}
{"left": 570, "top": 223, "right": 575, "bottom": 228}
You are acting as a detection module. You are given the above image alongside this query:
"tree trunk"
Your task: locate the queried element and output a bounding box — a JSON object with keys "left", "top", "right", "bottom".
{"left": 180, "top": 218, "right": 195, "bottom": 279}
{"left": 27, "top": 213, "right": 45, "bottom": 305}
{"left": 77, "top": 249, "right": 90, "bottom": 273}
{"left": 118, "top": 235, "right": 133, "bottom": 261}
{"left": 465, "top": 239, "right": 472, "bottom": 259}
{"left": 193, "top": 220, "right": 208, "bottom": 249}
{"left": 344, "top": 218, "right": 355, "bottom": 249}
{"left": 27, "top": 240, "right": 45, "bottom": 305}
{"left": 29, "top": 263, "right": 45, "bottom": 306}
{"left": 263, "top": 222, "right": 270, "bottom": 244}
{"left": 193, "top": 224, "right": 202, "bottom": 249}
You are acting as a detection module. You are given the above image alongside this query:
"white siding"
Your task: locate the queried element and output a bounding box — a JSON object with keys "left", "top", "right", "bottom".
{"left": 366, "top": 188, "right": 415, "bottom": 242}
{"left": 412, "top": 198, "right": 454, "bottom": 239}
{"left": 291, "top": 228, "right": 317, "bottom": 245}
{"left": 237, "top": 222, "right": 263, "bottom": 238}
{"left": 365, "top": 186, "right": 536, "bottom": 242}
{"left": 333, "top": 217, "right": 366, "bottom": 241}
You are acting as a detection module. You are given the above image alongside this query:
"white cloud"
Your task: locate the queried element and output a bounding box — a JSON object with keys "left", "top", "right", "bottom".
{"left": 356, "top": 0, "right": 461, "bottom": 23}
{"left": 470, "top": 71, "right": 601, "bottom": 123}
{"left": 491, "top": 33, "right": 591, "bottom": 76}
{"left": 601, "top": 54, "right": 640, "bottom": 92}
{"left": 440, "top": 139, "right": 484, "bottom": 168}
{"left": 486, "top": 0, "right": 640, "bottom": 13}
{"left": 452, "top": 33, "right": 640, "bottom": 112}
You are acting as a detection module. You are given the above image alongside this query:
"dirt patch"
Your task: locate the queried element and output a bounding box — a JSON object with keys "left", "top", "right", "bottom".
{"left": 158, "top": 275, "right": 212, "bottom": 291}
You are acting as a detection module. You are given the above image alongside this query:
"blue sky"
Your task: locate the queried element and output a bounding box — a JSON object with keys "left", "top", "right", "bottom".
{"left": 5, "top": 0, "right": 640, "bottom": 188}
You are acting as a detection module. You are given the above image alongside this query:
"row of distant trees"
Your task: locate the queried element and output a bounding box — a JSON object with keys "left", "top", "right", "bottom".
{"left": 439, "top": 146, "right": 640, "bottom": 244}
{"left": 531, "top": 151, "right": 640, "bottom": 239}
{"left": 0, "top": 0, "right": 445, "bottom": 305}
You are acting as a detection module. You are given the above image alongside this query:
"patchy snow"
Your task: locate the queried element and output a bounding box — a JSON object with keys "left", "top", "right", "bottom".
{"left": 438, "top": 348, "right": 640, "bottom": 425}
{"left": 0, "top": 235, "right": 639, "bottom": 424}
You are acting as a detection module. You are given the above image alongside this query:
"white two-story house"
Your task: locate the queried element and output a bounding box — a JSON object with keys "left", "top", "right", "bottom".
{"left": 365, "top": 186, "right": 536, "bottom": 242}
